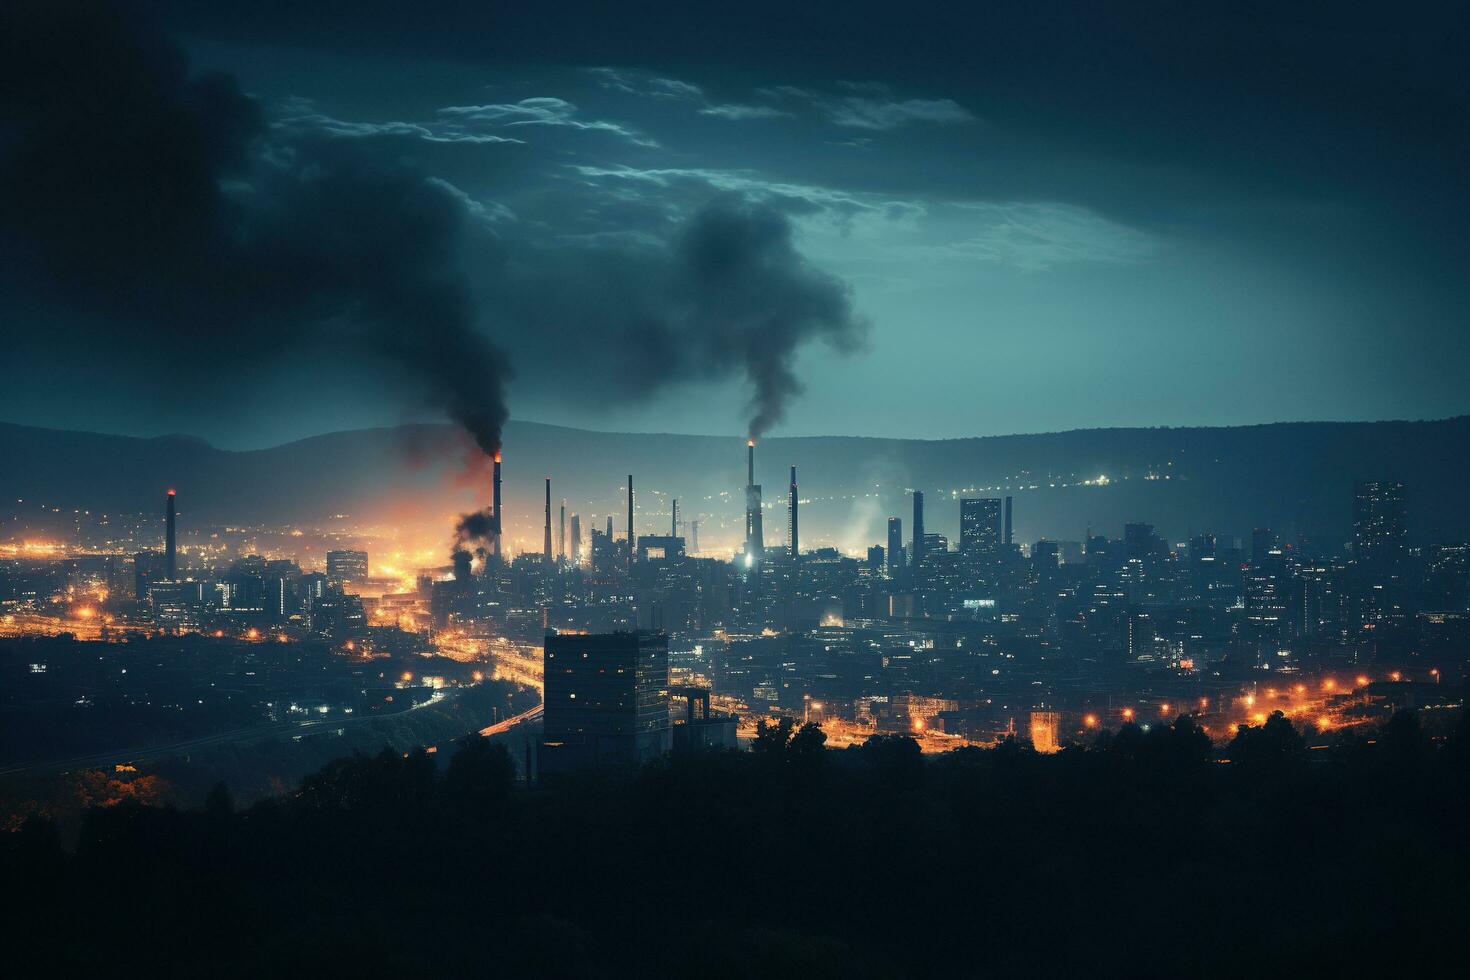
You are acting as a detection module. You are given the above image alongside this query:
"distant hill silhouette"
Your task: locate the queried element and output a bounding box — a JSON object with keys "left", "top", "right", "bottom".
{"left": 4, "top": 416, "right": 1468, "bottom": 552}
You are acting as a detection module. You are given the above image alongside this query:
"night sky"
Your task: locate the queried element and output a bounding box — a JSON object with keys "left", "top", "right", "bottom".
{"left": 2, "top": 1, "right": 1467, "bottom": 448}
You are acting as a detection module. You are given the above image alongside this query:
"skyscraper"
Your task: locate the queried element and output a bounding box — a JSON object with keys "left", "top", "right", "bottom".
{"left": 911, "top": 490, "right": 925, "bottom": 567}
{"left": 570, "top": 514, "right": 582, "bottom": 565}
{"left": 1354, "top": 481, "right": 1406, "bottom": 566}
{"left": 544, "top": 477, "right": 553, "bottom": 565}
{"left": 788, "top": 465, "right": 798, "bottom": 559}
{"left": 627, "top": 475, "right": 635, "bottom": 574}
{"left": 164, "top": 489, "right": 177, "bottom": 580}
{"left": 887, "top": 516, "right": 903, "bottom": 577}
{"left": 559, "top": 500, "right": 566, "bottom": 562}
{"left": 960, "top": 498, "right": 1003, "bottom": 556}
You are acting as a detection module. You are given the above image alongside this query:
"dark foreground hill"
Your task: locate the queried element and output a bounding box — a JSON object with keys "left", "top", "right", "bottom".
{"left": 4, "top": 415, "right": 1469, "bottom": 550}
{"left": 3, "top": 711, "right": 1468, "bottom": 978}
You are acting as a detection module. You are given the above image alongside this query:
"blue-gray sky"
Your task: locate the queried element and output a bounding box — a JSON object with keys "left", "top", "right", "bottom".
{"left": 2, "top": 1, "right": 1467, "bottom": 448}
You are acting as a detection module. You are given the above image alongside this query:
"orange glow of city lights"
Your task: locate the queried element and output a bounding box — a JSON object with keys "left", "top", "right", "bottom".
{"left": 1252, "top": 712, "right": 1267, "bottom": 724}
{"left": 1318, "top": 716, "right": 1332, "bottom": 729}
{"left": 471, "top": 670, "right": 484, "bottom": 683}
{"left": 1245, "top": 694, "right": 1256, "bottom": 707}
{"left": 1121, "top": 707, "right": 1135, "bottom": 721}
{"left": 401, "top": 671, "right": 414, "bottom": 683}
{"left": 912, "top": 718, "right": 926, "bottom": 732}
{"left": 246, "top": 628, "right": 260, "bottom": 640}
{"left": 1294, "top": 683, "right": 1306, "bottom": 694}
{"left": 1199, "top": 697, "right": 1209, "bottom": 709}
{"left": 214, "top": 630, "right": 224, "bottom": 638}
{"left": 1083, "top": 714, "right": 1098, "bottom": 728}
{"left": 1390, "top": 671, "right": 1402, "bottom": 682}
{"left": 74, "top": 606, "right": 95, "bottom": 619}
{"left": 1323, "top": 678, "right": 1336, "bottom": 691}
{"left": 1356, "top": 675, "right": 1370, "bottom": 687}
{"left": 344, "top": 640, "right": 356, "bottom": 652}
{"left": 1160, "top": 703, "right": 1171, "bottom": 715}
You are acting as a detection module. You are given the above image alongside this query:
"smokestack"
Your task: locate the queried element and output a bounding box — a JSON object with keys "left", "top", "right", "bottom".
{"left": 744, "top": 440, "right": 764, "bottom": 565}
{"left": 492, "top": 453, "right": 503, "bottom": 559}
{"left": 165, "top": 489, "right": 177, "bottom": 580}
{"left": 789, "top": 465, "right": 798, "bottom": 559}
{"left": 544, "top": 478, "right": 553, "bottom": 564}
{"left": 559, "top": 500, "right": 566, "bottom": 562}
{"left": 627, "top": 475, "right": 635, "bottom": 573}
{"left": 1004, "top": 495, "right": 1013, "bottom": 547}
{"left": 571, "top": 514, "right": 582, "bottom": 565}
{"left": 671, "top": 498, "right": 678, "bottom": 537}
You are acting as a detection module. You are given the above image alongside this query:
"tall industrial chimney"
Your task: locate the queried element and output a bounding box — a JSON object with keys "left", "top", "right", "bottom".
{"left": 165, "top": 489, "right": 177, "bottom": 580}
{"left": 744, "top": 440, "right": 764, "bottom": 565}
{"left": 627, "top": 475, "right": 635, "bottom": 573}
{"left": 570, "top": 514, "right": 582, "bottom": 565}
{"left": 788, "top": 465, "right": 798, "bottom": 559}
{"left": 492, "top": 452, "right": 503, "bottom": 559}
{"left": 671, "top": 498, "right": 679, "bottom": 537}
{"left": 559, "top": 500, "right": 566, "bottom": 562}
{"left": 543, "top": 477, "right": 553, "bottom": 564}
{"left": 1004, "top": 495, "right": 1013, "bottom": 547}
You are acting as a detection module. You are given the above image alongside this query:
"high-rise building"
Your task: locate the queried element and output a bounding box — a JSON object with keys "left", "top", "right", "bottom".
{"left": 960, "top": 498, "right": 1003, "bottom": 556}
{"left": 788, "top": 465, "right": 799, "bottom": 559}
{"left": 541, "top": 630, "right": 670, "bottom": 775}
{"left": 911, "top": 490, "right": 925, "bottom": 567}
{"left": 559, "top": 500, "right": 566, "bottom": 562}
{"left": 1354, "top": 481, "right": 1406, "bottom": 566}
{"left": 887, "top": 517, "right": 904, "bottom": 577}
{"left": 544, "top": 477, "right": 553, "bottom": 565}
{"left": 570, "top": 514, "right": 582, "bottom": 565}
{"left": 1004, "top": 495, "right": 1013, "bottom": 547}
{"left": 164, "top": 489, "right": 177, "bottom": 580}
{"left": 1030, "top": 711, "right": 1061, "bottom": 754}
{"left": 1250, "top": 527, "right": 1277, "bottom": 566}
{"left": 326, "top": 549, "right": 368, "bottom": 585}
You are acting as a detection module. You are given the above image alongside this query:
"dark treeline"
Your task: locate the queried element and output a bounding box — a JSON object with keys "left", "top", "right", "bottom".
{"left": 4, "top": 710, "right": 1469, "bottom": 978}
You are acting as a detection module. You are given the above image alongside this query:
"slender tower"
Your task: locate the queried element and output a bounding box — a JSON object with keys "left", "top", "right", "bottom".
{"left": 912, "top": 490, "right": 925, "bottom": 568}
{"left": 788, "top": 465, "right": 798, "bottom": 559}
{"left": 492, "top": 452, "right": 503, "bottom": 559}
{"left": 570, "top": 514, "right": 581, "bottom": 565}
{"left": 559, "top": 500, "right": 566, "bottom": 562}
{"left": 165, "top": 489, "right": 177, "bottom": 580}
{"left": 627, "top": 475, "right": 635, "bottom": 573}
{"left": 744, "top": 440, "right": 764, "bottom": 565}
{"left": 1004, "top": 495, "right": 1013, "bottom": 547}
{"left": 671, "top": 498, "right": 679, "bottom": 537}
{"left": 691, "top": 519, "right": 700, "bottom": 554}
{"left": 543, "top": 477, "right": 553, "bottom": 564}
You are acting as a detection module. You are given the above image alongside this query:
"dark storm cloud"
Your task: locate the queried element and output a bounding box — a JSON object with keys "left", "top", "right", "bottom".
{"left": 475, "top": 194, "right": 867, "bottom": 439}
{"left": 0, "top": 0, "right": 511, "bottom": 455}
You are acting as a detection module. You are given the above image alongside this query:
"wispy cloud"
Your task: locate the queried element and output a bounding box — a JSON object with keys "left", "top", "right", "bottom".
{"left": 587, "top": 67, "right": 704, "bottom": 101}
{"left": 437, "top": 98, "right": 659, "bottom": 146}
{"left": 698, "top": 103, "right": 792, "bottom": 121}
{"left": 758, "top": 83, "right": 975, "bottom": 130}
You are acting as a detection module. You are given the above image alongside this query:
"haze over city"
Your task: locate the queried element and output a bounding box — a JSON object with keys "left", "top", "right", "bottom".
{"left": 2, "top": 3, "right": 1468, "bottom": 978}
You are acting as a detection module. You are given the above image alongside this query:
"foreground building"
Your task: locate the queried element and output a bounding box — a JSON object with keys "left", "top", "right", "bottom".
{"left": 541, "top": 630, "right": 671, "bottom": 775}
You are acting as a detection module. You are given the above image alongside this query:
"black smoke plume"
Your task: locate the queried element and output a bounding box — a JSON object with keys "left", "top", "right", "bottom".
{"left": 453, "top": 508, "right": 497, "bottom": 550}
{"left": 0, "top": 0, "right": 510, "bottom": 456}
